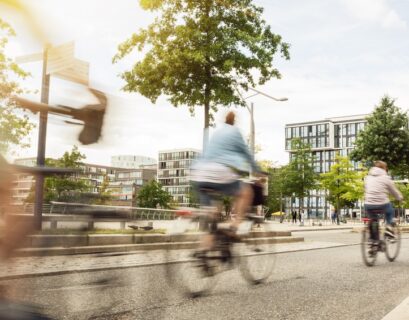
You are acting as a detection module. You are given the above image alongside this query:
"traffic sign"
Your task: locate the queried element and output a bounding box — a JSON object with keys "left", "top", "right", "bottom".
{"left": 53, "top": 58, "right": 89, "bottom": 86}
{"left": 15, "top": 41, "right": 89, "bottom": 85}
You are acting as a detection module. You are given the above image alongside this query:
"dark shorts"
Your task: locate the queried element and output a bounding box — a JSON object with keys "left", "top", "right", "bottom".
{"left": 193, "top": 180, "right": 241, "bottom": 206}
{"left": 252, "top": 184, "right": 265, "bottom": 206}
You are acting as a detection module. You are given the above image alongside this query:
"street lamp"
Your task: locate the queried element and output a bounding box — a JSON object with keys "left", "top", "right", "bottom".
{"left": 238, "top": 87, "right": 288, "bottom": 157}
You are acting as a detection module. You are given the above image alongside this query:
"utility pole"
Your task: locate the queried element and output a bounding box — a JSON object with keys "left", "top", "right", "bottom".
{"left": 249, "top": 102, "right": 255, "bottom": 156}
{"left": 16, "top": 42, "right": 89, "bottom": 230}
{"left": 33, "top": 45, "right": 50, "bottom": 230}
{"left": 236, "top": 87, "right": 288, "bottom": 158}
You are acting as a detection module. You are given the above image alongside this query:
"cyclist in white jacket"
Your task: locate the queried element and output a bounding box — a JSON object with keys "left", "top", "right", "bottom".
{"left": 364, "top": 161, "right": 403, "bottom": 237}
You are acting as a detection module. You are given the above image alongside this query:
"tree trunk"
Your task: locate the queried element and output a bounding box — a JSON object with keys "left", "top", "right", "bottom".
{"left": 203, "top": 68, "right": 211, "bottom": 148}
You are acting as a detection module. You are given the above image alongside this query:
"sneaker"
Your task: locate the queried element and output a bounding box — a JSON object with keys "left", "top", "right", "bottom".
{"left": 368, "top": 241, "right": 379, "bottom": 256}
{"left": 385, "top": 226, "right": 395, "bottom": 239}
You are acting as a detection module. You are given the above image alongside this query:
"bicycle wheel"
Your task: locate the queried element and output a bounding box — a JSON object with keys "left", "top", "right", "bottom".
{"left": 385, "top": 223, "right": 401, "bottom": 262}
{"left": 238, "top": 220, "right": 276, "bottom": 284}
{"left": 361, "top": 225, "right": 377, "bottom": 267}
{"left": 165, "top": 217, "right": 218, "bottom": 297}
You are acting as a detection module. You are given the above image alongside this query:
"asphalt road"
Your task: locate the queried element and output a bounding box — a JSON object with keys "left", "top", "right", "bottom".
{"left": 2, "top": 230, "right": 409, "bottom": 320}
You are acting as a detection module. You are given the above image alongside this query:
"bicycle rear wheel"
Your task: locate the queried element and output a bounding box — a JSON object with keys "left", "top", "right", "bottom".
{"left": 165, "top": 218, "right": 218, "bottom": 297}
{"left": 361, "top": 225, "right": 377, "bottom": 267}
{"left": 385, "top": 223, "right": 401, "bottom": 262}
{"left": 238, "top": 220, "right": 276, "bottom": 284}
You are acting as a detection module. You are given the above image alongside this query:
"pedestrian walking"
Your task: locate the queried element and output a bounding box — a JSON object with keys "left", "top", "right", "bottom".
{"left": 330, "top": 207, "right": 336, "bottom": 224}
{"left": 292, "top": 210, "right": 297, "bottom": 224}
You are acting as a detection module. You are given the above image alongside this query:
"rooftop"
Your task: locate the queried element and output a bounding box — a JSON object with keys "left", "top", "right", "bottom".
{"left": 286, "top": 114, "right": 368, "bottom": 127}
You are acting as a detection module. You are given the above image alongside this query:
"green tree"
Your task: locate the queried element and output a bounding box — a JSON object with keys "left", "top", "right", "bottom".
{"left": 137, "top": 180, "right": 173, "bottom": 209}
{"left": 92, "top": 174, "right": 112, "bottom": 205}
{"left": 320, "top": 156, "right": 366, "bottom": 218}
{"left": 350, "top": 96, "right": 409, "bottom": 177}
{"left": 255, "top": 160, "right": 286, "bottom": 216}
{"left": 113, "top": 0, "right": 290, "bottom": 132}
{"left": 27, "top": 146, "right": 89, "bottom": 203}
{"left": 282, "top": 138, "right": 317, "bottom": 215}
{"left": 0, "top": 18, "right": 34, "bottom": 155}
{"left": 257, "top": 159, "right": 273, "bottom": 172}
{"left": 397, "top": 183, "right": 409, "bottom": 209}
{"left": 44, "top": 146, "right": 89, "bottom": 202}
{"left": 188, "top": 183, "right": 200, "bottom": 208}
{"left": 266, "top": 165, "right": 289, "bottom": 216}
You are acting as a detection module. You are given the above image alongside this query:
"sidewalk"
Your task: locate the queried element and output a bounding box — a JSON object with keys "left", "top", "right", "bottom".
{"left": 267, "top": 220, "right": 361, "bottom": 232}
{"left": 0, "top": 240, "right": 349, "bottom": 280}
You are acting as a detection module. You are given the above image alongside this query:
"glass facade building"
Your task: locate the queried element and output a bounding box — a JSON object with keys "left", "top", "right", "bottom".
{"left": 157, "top": 149, "right": 200, "bottom": 205}
{"left": 11, "top": 158, "right": 157, "bottom": 206}
{"left": 111, "top": 155, "right": 157, "bottom": 169}
{"left": 108, "top": 168, "right": 157, "bottom": 204}
{"left": 285, "top": 115, "right": 368, "bottom": 217}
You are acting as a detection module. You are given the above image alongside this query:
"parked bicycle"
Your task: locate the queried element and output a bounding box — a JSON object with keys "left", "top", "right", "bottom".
{"left": 361, "top": 207, "right": 401, "bottom": 267}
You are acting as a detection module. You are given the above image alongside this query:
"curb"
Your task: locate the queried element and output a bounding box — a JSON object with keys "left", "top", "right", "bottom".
{"left": 20, "top": 231, "right": 293, "bottom": 248}
{"left": 0, "top": 241, "right": 353, "bottom": 281}
{"left": 351, "top": 227, "right": 409, "bottom": 233}
{"left": 14, "top": 236, "right": 305, "bottom": 257}
{"left": 290, "top": 227, "right": 354, "bottom": 232}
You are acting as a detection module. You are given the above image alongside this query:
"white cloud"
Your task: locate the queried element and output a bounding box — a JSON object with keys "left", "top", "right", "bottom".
{"left": 342, "top": 0, "right": 406, "bottom": 29}
{"left": 6, "top": 0, "right": 409, "bottom": 167}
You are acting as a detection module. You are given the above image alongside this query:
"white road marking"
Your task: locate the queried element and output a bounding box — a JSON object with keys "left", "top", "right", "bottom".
{"left": 382, "top": 296, "right": 409, "bottom": 320}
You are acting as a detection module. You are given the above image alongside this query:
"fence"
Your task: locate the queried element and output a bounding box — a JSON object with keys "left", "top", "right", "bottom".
{"left": 36, "top": 202, "right": 180, "bottom": 220}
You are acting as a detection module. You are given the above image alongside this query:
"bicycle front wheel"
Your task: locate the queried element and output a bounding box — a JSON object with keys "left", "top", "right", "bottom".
{"left": 361, "top": 225, "right": 377, "bottom": 267}
{"left": 165, "top": 218, "right": 218, "bottom": 298}
{"left": 385, "top": 223, "right": 401, "bottom": 262}
{"left": 238, "top": 221, "right": 276, "bottom": 284}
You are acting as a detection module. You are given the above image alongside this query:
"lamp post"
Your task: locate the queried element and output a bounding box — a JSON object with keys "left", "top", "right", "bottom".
{"left": 238, "top": 87, "right": 288, "bottom": 157}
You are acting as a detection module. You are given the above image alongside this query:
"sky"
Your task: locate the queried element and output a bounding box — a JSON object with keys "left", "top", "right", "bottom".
{"left": 2, "top": 0, "right": 409, "bottom": 166}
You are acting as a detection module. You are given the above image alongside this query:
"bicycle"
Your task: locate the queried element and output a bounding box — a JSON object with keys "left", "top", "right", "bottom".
{"left": 165, "top": 200, "right": 277, "bottom": 297}
{"left": 361, "top": 208, "right": 401, "bottom": 267}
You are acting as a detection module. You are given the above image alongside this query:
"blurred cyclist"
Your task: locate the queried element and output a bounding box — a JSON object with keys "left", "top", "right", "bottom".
{"left": 364, "top": 160, "right": 403, "bottom": 240}
{"left": 191, "top": 111, "right": 260, "bottom": 244}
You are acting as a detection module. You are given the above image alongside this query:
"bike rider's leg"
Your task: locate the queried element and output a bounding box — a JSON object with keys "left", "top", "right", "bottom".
{"left": 197, "top": 186, "right": 217, "bottom": 252}
{"left": 365, "top": 205, "right": 380, "bottom": 243}
{"left": 385, "top": 202, "right": 394, "bottom": 225}
{"left": 200, "top": 207, "right": 219, "bottom": 251}
{"left": 385, "top": 202, "right": 395, "bottom": 238}
{"left": 231, "top": 183, "right": 254, "bottom": 229}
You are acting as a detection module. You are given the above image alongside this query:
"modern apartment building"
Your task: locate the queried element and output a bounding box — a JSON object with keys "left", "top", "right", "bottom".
{"left": 11, "top": 158, "right": 156, "bottom": 206}
{"left": 80, "top": 163, "right": 118, "bottom": 194}
{"left": 12, "top": 158, "right": 37, "bottom": 205}
{"left": 157, "top": 148, "right": 200, "bottom": 205}
{"left": 111, "top": 155, "right": 157, "bottom": 169}
{"left": 285, "top": 114, "right": 368, "bottom": 217}
{"left": 108, "top": 168, "right": 157, "bottom": 205}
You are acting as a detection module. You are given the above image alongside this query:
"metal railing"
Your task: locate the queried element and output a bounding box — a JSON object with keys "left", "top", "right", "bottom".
{"left": 45, "top": 202, "right": 180, "bottom": 220}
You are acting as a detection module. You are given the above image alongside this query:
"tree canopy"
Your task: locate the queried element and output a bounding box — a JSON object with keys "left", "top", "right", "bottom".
{"left": 26, "top": 146, "right": 89, "bottom": 203}
{"left": 282, "top": 138, "right": 317, "bottom": 212}
{"left": 320, "top": 155, "right": 366, "bottom": 212}
{"left": 0, "top": 18, "right": 34, "bottom": 155}
{"left": 137, "top": 180, "right": 173, "bottom": 209}
{"left": 113, "top": 0, "right": 290, "bottom": 130}
{"left": 350, "top": 96, "right": 409, "bottom": 177}
{"left": 266, "top": 164, "right": 288, "bottom": 215}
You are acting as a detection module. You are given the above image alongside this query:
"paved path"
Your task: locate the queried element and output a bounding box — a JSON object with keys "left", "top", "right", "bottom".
{"left": 0, "top": 240, "right": 349, "bottom": 280}
{"left": 2, "top": 230, "right": 409, "bottom": 319}
{"left": 382, "top": 295, "right": 409, "bottom": 320}
{"left": 267, "top": 220, "right": 360, "bottom": 232}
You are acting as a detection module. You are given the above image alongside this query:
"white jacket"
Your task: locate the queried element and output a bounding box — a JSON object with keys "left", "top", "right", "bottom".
{"left": 364, "top": 167, "right": 403, "bottom": 205}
